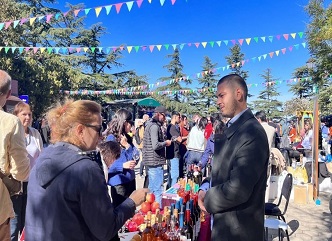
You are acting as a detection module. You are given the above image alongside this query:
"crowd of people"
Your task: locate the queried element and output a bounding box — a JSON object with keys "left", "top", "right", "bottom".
{"left": 0, "top": 69, "right": 328, "bottom": 241}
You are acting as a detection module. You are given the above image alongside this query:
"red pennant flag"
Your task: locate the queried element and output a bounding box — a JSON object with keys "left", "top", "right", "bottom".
{"left": 283, "top": 34, "right": 289, "bottom": 40}
{"left": 194, "top": 43, "right": 200, "bottom": 48}
{"left": 149, "top": 45, "right": 154, "bottom": 52}
{"left": 269, "top": 52, "right": 274, "bottom": 58}
{"left": 115, "top": 3, "right": 123, "bottom": 13}
{"left": 281, "top": 48, "right": 286, "bottom": 54}
{"left": 238, "top": 39, "right": 244, "bottom": 45}
{"left": 137, "top": 0, "right": 143, "bottom": 8}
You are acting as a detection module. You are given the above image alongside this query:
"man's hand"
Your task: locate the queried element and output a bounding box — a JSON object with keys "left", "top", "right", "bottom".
{"left": 123, "top": 160, "right": 136, "bottom": 169}
{"left": 198, "top": 189, "right": 207, "bottom": 212}
{"left": 176, "top": 136, "right": 182, "bottom": 143}
{"left": 129, "top": 188, "right": 150, "bottom": 207}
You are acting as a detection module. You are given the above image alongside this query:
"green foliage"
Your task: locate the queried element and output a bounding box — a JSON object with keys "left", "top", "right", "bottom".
{"left": 289, "top": 66, "right": 314, "bottom": 98}
{"left": 305, "top": 0, "right": 332, "bottom": 114}
{"left": 224, "top": 44, "right": 251, "bottom": 97}
{"left": 155, "top": 49, "right": 190, "bottom": 113}
{"left": 0, "top": 0, "right": 147, "bottom": 118}
{"left": 195, "top": 56, "right": 219, "bottom": 115}
{"left": 252, "top": 68, "right": 283, "bottom": 119}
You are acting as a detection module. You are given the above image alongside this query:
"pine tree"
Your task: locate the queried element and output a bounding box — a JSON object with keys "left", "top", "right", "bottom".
{"left": 195, "top": 56, "right": 219, "bottom": 114}
{"left": 305, "top": 0, "right": 332, "bottom": 115}
{"left": 252, "top": 68, "right": 283, "bottom": 119}
{"left": 288, "top": 65, "right": 314, "bottom": 99}
{"left": 155, "top": 49, "right": 190, "bottom": 113}
{"left": 224, "top": 44, "right": 251, "bottom": 97}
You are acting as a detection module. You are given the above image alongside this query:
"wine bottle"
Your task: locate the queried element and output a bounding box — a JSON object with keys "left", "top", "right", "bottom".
{"left": 142, "top": 211, "right": 154, "bottom": 241}
{"left": 192, "top": 165, "right": 202, "bottom": 186}
{"left": 181, "top": 202, "right": 194, "bottom": 241}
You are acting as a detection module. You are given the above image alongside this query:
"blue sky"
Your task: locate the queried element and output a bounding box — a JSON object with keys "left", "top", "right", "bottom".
{"left": 51, "top": 0, "right": 312, "bottom": 102}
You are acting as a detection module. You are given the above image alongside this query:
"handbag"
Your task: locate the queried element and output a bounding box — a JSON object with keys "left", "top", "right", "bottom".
{"left": 0, "top": 171, "right": 22, "bottom": 196}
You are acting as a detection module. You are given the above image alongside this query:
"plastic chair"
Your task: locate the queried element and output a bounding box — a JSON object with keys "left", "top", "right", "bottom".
{"left": 265, "top": 173, "right": 293, "bottom": 239}
{"left": 264, "top": 218, "right": 290, "bottom": 241}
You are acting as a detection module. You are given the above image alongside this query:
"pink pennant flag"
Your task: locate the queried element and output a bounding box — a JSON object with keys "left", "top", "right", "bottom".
{"left": 5, "top": 22, "right": 12, "bottom": 29}
{"left": 112, "top": 47, "right": 117, "bottom": 52}
{"left": 276, "top": 35, "right": 281, "bottom": 40}
{"left": 115, "top": 3, "right": 123, "bottom": 13}
{"left": 194, "top": 43, "right": 200, "bottom": 48}
{"left": 241, "top": 60, "right": 245, "bottom": 66}
{"left": 269, "top": 52, "right": 274, "bottom": 58}
{"left": 288, "top": 46, "right": 293, "bottom": 51}
{"left": 46, "top": 14, "right": 53, "bottom": 23}
{"left": 283, "top": 34, "right": 289, "bottom": 40}
{"left": 187, "top": 43, "right": 192, "bottom": 47}
{"left": 137, "top": 0, "right": 143, "bottom": 8}
{"left": 25, "top": 47, "right": 30, "bottom": 52}
{"left": 171, "top": 0, "right": 176, "bottom": 5}
{"left": 20, "top": 18, "right": 27, "bottom": 25}
{"left": 76, "top": 48, "right": 81, "bottom": 53}
{"left": 74, "top": 9, "right": 80, "bottom": 17}
{"left": 149, "top": 45, "right": 154, "bottom": 52}
{"left": 281, "top": 48, "right": 286, "bottom": 54}
{"left": 238, "top": 39, "right": 244, "bottom": 45}
{"left": 63, "top": 11, "right": 70, "bottom": 17}
{"left": 231, "top": 40, "right": 236, "bottom": 45}
{"left": 33, "top": 47, "right": 38, "bottom": 54}
{"left": 120, "top": 46, "right": 124, "bottom": 50}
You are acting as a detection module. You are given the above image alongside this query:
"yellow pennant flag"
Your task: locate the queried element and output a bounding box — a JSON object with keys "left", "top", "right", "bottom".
{"left": 40, "top": 47, "right": 46, "bottom": 53}
{"left": 156, "top": 45, "right": 162, "bottom": 51}
{"left": 245, "top": 38, "right": 251, "bottom": 45}
{"left": 201, "top": 42, "right": 207, "bottom": 48}
{"left": 30, "top": 17, "right": 37, "bottom": 26}
{"left": 83, "top": 47, "right": 89, "bottom": 53}
{"left": 95, "top": 7, "right": 102, "bottom": 17}
{"left": 291, "top": 33, "right": 296, "bottom": 39}
{"left": 127, "top": 46, "right": 133, "bottom": 53}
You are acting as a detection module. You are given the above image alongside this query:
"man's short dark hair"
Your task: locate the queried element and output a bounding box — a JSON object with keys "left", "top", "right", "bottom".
{"left": 217, "top": 74, "right": 248, "bottom": 101}
{"left": 255, "top": 111, "right": 267, "bottom": 122}
{"left": 172, "top": 111, "right": 180, "bottom": 117}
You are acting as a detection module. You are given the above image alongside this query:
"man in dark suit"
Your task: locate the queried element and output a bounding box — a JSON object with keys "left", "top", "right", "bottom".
{"left": 204, "top": 74, "right": 269, "bottom": 241}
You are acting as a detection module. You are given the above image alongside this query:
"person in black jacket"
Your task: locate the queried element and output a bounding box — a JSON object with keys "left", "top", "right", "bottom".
{"left": 204, "top": 74, "right": 269, "bottom": 241}
{"left": 25, "top": 99, "right": 149, "bottom": 241}
{"left": 142, "top": 106, "right": 171, "bottom": 207}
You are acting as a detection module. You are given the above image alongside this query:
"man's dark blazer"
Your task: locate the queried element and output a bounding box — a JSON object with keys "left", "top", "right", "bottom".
{"left": 204, "top": 109, "right": 269, "bottom": 241}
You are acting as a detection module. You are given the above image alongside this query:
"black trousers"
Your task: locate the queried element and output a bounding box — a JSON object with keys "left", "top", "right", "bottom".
{"left": 109, "top": 179, "right": 136, "bottom": 241}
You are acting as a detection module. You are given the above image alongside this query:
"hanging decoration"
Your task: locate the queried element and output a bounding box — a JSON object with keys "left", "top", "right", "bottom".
{"left": 0, "top": 31, "right": 304, "bottom": 55}
{"left": 0, "top": 0, "right": 181, "bottom": 32}
{"left": 60, "top": 42, "right": 310, "bottom": 96}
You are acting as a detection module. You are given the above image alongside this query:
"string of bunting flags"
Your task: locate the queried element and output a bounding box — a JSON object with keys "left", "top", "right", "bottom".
{"left": 0, "top": 31, "right": 304, "bottom": 55}
{"left": 0, "top": 0, "right": 182, "bottom": 32}
{"left": 60, "top": 42, "right": 309, "bottom": 96}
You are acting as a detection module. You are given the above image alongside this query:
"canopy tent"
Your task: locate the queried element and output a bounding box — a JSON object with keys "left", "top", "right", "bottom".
{"left": 103, "top": 97, "right": 161, "bottom": 121}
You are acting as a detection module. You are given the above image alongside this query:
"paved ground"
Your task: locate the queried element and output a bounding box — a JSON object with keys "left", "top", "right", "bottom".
{"left": 134, "top": 164, "right": 332, "bottom": 241}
